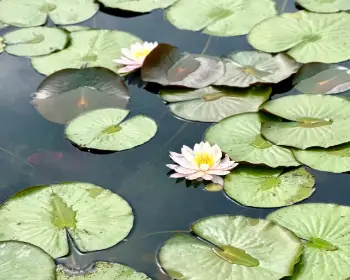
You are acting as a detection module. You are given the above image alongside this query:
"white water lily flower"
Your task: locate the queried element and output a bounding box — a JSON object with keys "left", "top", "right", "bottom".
{"left": 114, "top": 41, "right": 158, "bottom": 74}
{"left": 167, "top": 141, "right": 238, "bottom": 186}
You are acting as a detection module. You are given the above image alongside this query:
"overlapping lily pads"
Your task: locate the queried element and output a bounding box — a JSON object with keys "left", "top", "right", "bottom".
{"left": 215, "top": 52, "right": 299, "bottom": 87}
{"left": 0, "top": 37, "right": 4, "bottom": 54}
{"left": 297, "top": 0, "right": 350, "bottom": 13}
{"left": 98, "top": 0, "right": 177, "bottom": 12}
{"left": 224, "top": 166, "right": 315, "bottom": 208}
{"left": 261, "top": 94, "right": 350, "bottom": 149}
{"left": 159, "top": 215, "right": 302, "bottom": 280}
{"left": 268, "top": 203, "right": 350, "bottom": 280}
{"left": 32, "top": 29, "right": 142, "bottom": 75}
{"left": 160, "top": 85, "right": 271, "bottom": 122}
{"left": 248, "top": 11, "right": 350, "bottom": 63}
{"left": 61, "top": 25, "right": 91, "bottom": 33}
{"left": 0, "top": 182, "right": 133, "bottom": 258}
{"left": 65, "top": 108, "right": 157, "bottom": 151}
{"left": 166, "top": 0, "right": 277, "bottom": 36}
{"left": 0, "top": 21, "right": 8, "bottom": 29}
{"left": 204, "top": 112, "right": 300, "bottom": 167}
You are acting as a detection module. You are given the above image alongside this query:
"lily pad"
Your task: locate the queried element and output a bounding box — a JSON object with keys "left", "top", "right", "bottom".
{"left": 61, "top": 25, "right": 91, "bottom": 32}
{"left": 56, "top": 262, "right": 151, "bottom": 280}
{"left": 268, "top": 203, "right": 350, "bottom": 280}
{"left": 32, "top": 29, "right": 142, "bottom": 75}
{"left": 248, "top": 11, "right": 350, "bottom": 63}
{"left": 98, "top": 0, "right": 177, "bottom": 12}
{"left": 141, "top": 44, "right": 224, "bottom": 88}
{"left": 0, "top": 21, "right": 8, "bottom": 29}
{"left": 65, "top": 108, "right": 157, "bottom": 151}
{"left": 0, "top": 37, "right": 4, "bottom": 54}
{"left": 204, "top": 112, "right": 300, "bottom": 168}
{"left": 33, "top": 67, "right": 130, "bottom": 124}
{"left": 0, "top": 182, "right": 133, "bottom": 258}
{"left": 159, "top": 215, "right": 302, "bottom": 280}
{"left": 224, "top": 166, "right": 315, "bottom": 208}
{"left": 3, "top": 27, "right": 68, "bottom": 57}
{"left": 0, "top": 0, "right": 99, "bottom": 27}
{"left": 215, "top": 52, "right": 299, "bottom": 87}
{"left": 160, "top": 85, "right": 271, "bottom": 122}
{"left": 261, "top": 94, "right": 350, "bottom": 149}
{"left": 0, "top": 241, "right": 56, "bottom": 280}
{"left": 166, "top": 0, "right": 277, "bottom": 36}
{"left": 296, "top": 0, "right": 350, "bottom": 13}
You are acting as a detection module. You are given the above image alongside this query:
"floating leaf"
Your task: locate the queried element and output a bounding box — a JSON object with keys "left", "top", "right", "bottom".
{"left": 204, "top": 112, "right": 300, "bottom": 167}
{"left": 159, "top": 215, "right": 302, "bottom": 280}
{"left": 98, "top": 0, "right": 177, "bottom": 12}
{"left": 224, "top": 166, "right": 315, "bottom": 208}
{"left": 215, "top": 52, "right": 299, "bottom": 87}
{"left": 160, "top": 85, "right": 271, "bottom": 122}
{"left": 296, "top": 0, "right": 350, "bottom": 13}
{"left": 0, "top": 0, "right": 99, "bottom": 27}
{"left": 33, "top": 67, "right": 130, "bottom": 124}
{"left": 261, "top": 94, "right": 350, "bottom": 149}
{"left": 248, "top": 11, "right": 350, "bottom": 63}
{"left": 65, "top": 108, "right": 157, "bottom": 151}
{"left": 0, "top": 21, "right": 8, "bottom": 29}
{"left": 166, "top": 0, "right": 277, "bottom": 36}
{"left": 0, "top": 241, "right": 56, "bottom": 280}
{"left": 268, "top": 203, "right": 350, "bottom": 280}
{"left": 31, "top": 30, "right": 142, "bottom": 75}
{"left": 0, "top": 182, "right": 133, "bottom": 258}
{"left": 61, "top": 25, "right": 91, "bottom": 33}
{"left": 3, "top": 27, "right": 68, "bottom": 57}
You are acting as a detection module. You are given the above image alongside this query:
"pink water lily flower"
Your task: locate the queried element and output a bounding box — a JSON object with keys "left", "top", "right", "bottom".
{"left": 114, "top": 41, "right": 158, "bottom": 74}
{"left": 167, "top": 142, "right": 238, "bottom": 186}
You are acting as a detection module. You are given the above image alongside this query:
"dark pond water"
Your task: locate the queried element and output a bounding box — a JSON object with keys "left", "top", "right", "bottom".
{"left": 1, "top": 1, "right": 350, "bottom": 279}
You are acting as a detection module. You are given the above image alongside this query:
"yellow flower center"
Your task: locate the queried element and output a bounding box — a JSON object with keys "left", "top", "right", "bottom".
{"left": 194, "top": 152, "right": 215, "bottom": 168}
{"left": 133, "top": 49, "right": 152, "bottom": 60}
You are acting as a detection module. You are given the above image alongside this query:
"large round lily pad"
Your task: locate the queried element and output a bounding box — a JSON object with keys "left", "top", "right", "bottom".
{"left": 204, "top": 112, "right": 300, "bottom": 167}
{"left": 160, "top": 85, "right": 271, "bottom": 122}
{"left": 98, "top": 0, "right": 177, "bottom": 12}
{"left": 159, "top": 215, "right": 302, "bottom": 280}
{"left": 261, "top": 94, "right": 350, "bottom": 149}
{"left": 166, "top": 0, "right": 277, "bottom": 36}
{"left": 65, "top": 108, "right": 157, "bottom": 151}
{"left": 248, "top": 11, "right": 350, "bottom": 63}
{"left": 3, "top": 27, "right": 68, "bottom": 57}
{"left": 0, "top": 0, "right": 99, "bottom": 27}
{"left": 0, "top": 241, "right": 56, "bottom": 280}
{"left": 0, "top": 182, "right": 134, "bottom": 258}
{"left": 296, "top": 0, "right": 350, "bottom": 13}
{"left": 56, "top": 262, "right": 151, "bottom": 280}
{"left": 215, "top": 52, "right": 299, "bottom": 87}
{"left": 32, "top": 30, "right": 142, "bottom": 75}
{"left": 268, "top": 203, "right": 350, "bottom": 280}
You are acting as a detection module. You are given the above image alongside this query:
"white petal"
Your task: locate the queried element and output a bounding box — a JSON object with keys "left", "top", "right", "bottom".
{"left": 168, "top": 164, "right": 196, "bottom": 175}
{"left": 170, "top": 153, "right": 195, "bottom": 169}
{"left": 212, "top": 144, "right": 222, "bottom": 163}
{"left": 170, "top": 173, "right": 186, "bottom": 179}
{"left": 166, "top": 164, "right": 179, "bottom": 170}
{"left": 181, "top": 145, "right": 195, "bottom": 162}
{"left": 206, "top": 170, "right": 231, "bottom": 176}
{"left": 202, "top": 174, "right": 213, "bottom": 180}
{"left": 211, "top": 175, "right": 224, "bottom": 186}
{"left": 186, "top": 171, "right": 205, "bottom": 180}
{"left": 199, "top": 164, "right": 210, "bottom": 171}
{"left": 118, "top": 65, "right": 140, "bottom": 74}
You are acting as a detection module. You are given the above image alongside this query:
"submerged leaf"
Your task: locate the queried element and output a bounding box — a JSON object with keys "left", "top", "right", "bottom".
{"left": 296, "top": 0, "right": 350, "bottom": 13}
{"left": 98, "top": 0, "right": 177, "bottom": 12}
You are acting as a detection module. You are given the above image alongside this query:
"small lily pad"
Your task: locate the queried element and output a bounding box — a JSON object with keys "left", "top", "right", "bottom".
{"left": 248, "top": 11, "right": 350, "bottom": 63}
{"left": 204, "top": 112, "right": 300, "bottom": 167}
{"left": 261, "top": 94, "right": 350, "bottom": 149}
{"left": 224, "top": 166, "right": 315, "bottom": 208}
{"left": 3, "top": 27, "right": 68, "bottom": 57}
{"left": 160, "top": 85, "right": 271, "bottom": 122}
{"left": 56, "top": 262, "right": 151, "bottom": 280}
{"left": 159, "top": 215, "right": 302, "bottom": 280}
{"left": 0, "top": 182, "right": 133, "bottom": 258}
{"left": 0, "top": 241, "right": 56, "bottom": 279}
{"left": 98, "top": 0, "right": 177, "bottom": 12}
{"left": 268, "top": 203, "right": 350, "bottom": 280}
{"left": 215, "top": 52, "right": 299, "bottom": 87}
{"left": 65, "top": 108, "right": 157, "bottom": 151}
{"left": 296, "top": 0, "right": 350, "bottom": 13}
{"left": 166, "top": 0, "right": 277, "bottom": 36}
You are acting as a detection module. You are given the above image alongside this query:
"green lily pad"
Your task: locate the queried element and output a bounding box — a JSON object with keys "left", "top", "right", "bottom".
{"left": 65, "top": 108, "right": 157, "bottom": 151}
{"left": 98, "top": 0, "right": 177, "bottom": 12}
{"left": 224, "top": 166, "right": 315, "bottom": 208}
{"left": 0, "top": 241, "right": 56, "bottom": 280}
{"left": 0, "top": 21, "right": 8, "bottom": 29}
{"left": 268, "top": 203, "right": 350, "bottom": 280}
{"left": 204, "top": 112, "right": 300, "bottom": 167}
{"left": 56, "top": 262, "right": 151, "bottom": 280}
{"left": 215, "top": 52, "right": 299, "bottom": 87}
{"left": 248, "top": 11, "right": 350, "bottom": 63}
{"left": 3, "top": 27, "right": 68, "bottom": 57}
{"left": 159, "top": 215, "right": 302, "bottom": 280}
{"left": 293, "top": 142, "right": 350, "bottom": 173}
{"left": 32, "top": 29, "right": 142, "bottom": 75}
{"left": 61, "top": 25, "right": 91, "bottom": 32}
{"left": 261, "top": 94, "right": 350, "bottom": 149}
{"left": 296, "top": 0, "right": 350, "bottom": 13}
{"left": 33, "top": 67, "right": 130, "bottom": 124}
{"left": 0, "top": 0, "right": 98, "bottom": 27}
{"left": 166, "top": 0, "right": 277, "bottom": 36}
{"left": 160, "top": 85, "right": 271, "bottom": 122}
{"left": 0, "top": 182, "right": 133, "bottom": 258}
